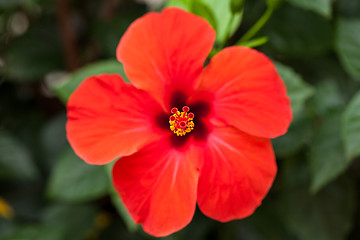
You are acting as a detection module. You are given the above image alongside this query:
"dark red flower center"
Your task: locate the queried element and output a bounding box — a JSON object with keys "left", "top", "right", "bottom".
{"left": 154, "top": 91, "right": 212, "bottom": 148}
{"left": 169, "top": 106, "right": 195, "bottom": 136}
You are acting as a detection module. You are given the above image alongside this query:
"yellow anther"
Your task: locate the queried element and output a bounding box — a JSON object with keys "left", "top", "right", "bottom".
{"left": 169, "top": 106, "right": 195, "bottom": 136}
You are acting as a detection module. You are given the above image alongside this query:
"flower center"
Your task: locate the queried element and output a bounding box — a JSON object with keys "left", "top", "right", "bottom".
{"left": 169, "top": 106, "right": 195, "bottom": 136}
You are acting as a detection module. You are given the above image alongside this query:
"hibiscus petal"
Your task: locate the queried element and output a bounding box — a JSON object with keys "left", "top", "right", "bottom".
{"left": 112, "top": 139, "right": 203, "bottom": 237}
{"left": 66, "top": 74, "right": 163, "bottom": 165}
{"left": 117, "top": 8, "right": 216, "bottom": 109}
{"left": 197, "top": 126, "right": 276, "bottom": 221}
{"left": 198, "top": 46, "right": 292, "bottom": 138}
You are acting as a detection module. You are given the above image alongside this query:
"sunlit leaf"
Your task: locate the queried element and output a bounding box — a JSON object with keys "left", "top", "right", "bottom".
{"left": 167, "top": 0, "right": 243, "bottom": 44}
{"left": 190, "top": 0, "right": 218, "bottom": 32}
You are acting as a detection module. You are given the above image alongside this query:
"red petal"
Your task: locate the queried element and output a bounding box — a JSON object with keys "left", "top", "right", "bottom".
{"left": 66, "top": 74, "right": 163, "bottom": 165}
{"left": 117, "top": 8, "right": 215, "bottom": 108}
{"left": 198, "top": 46, "right": 292, "bottom": 138}
{"left": 197, "top": 126, "right": 276, "bottom": 221}
{"left": 112, "top": 139, "right": 203, "bottom": 237}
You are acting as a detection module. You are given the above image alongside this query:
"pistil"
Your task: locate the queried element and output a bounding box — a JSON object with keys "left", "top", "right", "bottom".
{"left": 169, "top": 106, "right": 195, "bottom": 136}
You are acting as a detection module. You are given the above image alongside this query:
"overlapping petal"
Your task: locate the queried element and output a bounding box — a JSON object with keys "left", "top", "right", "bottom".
{"left": 112, "top": 139, "right": 203, "bottom": 237}
{"left": 67, "top": 74, "right": 163, "bottom": 165}
{"left": 197, "top": 126, "right": 277, "bottom": 221}
{"left": 117, "top": 8, "right": 216, "bottom": 109}
{"left": 197, "top": 46, "right": 292, "bottom": 138}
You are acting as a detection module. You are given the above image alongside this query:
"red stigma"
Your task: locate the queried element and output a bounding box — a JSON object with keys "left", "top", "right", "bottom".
{"left": 182, "top": 106, "right": 190, "bottom": 112}
{"left": 171, "top": 107, "right": 178, "bottom": 114}
{"left": 169, "top": 106, "right": 195, "bottom": 136}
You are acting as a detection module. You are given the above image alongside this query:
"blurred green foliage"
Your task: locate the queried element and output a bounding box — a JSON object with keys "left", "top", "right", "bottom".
{"left": 1, "top": 0, "right": 360, "bottom": 239}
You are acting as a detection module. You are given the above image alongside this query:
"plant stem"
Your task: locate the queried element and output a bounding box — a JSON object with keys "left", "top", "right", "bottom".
{"left": 237, "top": 6, "right": 274, "bottom": 44}
{"left": 240, "top": 36, "right": 268, "bottom": 48}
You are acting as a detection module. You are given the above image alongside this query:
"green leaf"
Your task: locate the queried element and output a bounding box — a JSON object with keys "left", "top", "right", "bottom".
{"left": 311, "top": 80, "right": 345, "bottom": 115}
{"left": 202, "top": 0, "right": 243, "bottom": 44}
{"left": 46, "top": 148, "right": 109, "bottom": 202}
{"left": 190, "top": 0, "right": 218, "bottom": 32}
{"left": 275, "top": 62, "right": 315, "bottom": 118}
{"left": 51, "top": 60, "right": 128, "bottom": 103}
{"left": 335, "top": 18, "right": 360, "bottom": 80}
{"left": 105, "top": 162, "right": 138, "bottom": 232}
{"left": 308, "top": 80, "right": 349, "bottom": 193}
{"left": 272, "top": 63, "right": 315, "bottom": 158}
{"left": 272, "top": 111, "right": 313, "bottom": 157}
{"left": 309, "top": 109, "right": 348, "bottom": 193}
{"left": 166, "top": 0, "right": 191, "bottom": 9}
{"left": 167, "top": 0, "right": 243, "bottom": 44}
{"left": 288, "top": 0, "right": 332, "bottom": 18}
{"left": 263, "top": 4, "right": 333, "bottom": 57}
{"left": 0, "top": 131, "right": 38, "bottom": 180}
{"left": 342, "top": 90, "right": 360, "bottom": 160}
{"left": 280, "top": 160, "right": 356, "bottom": 240}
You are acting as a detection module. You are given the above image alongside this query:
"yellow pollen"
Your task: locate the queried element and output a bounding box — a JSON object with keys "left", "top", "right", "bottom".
{"left": 169, "top": 106, "right": 195, "bottom": 136}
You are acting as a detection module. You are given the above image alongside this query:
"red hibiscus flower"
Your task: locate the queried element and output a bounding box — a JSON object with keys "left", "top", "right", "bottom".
{"left": 66, "top": 7, "right": 292, "bottom": 237}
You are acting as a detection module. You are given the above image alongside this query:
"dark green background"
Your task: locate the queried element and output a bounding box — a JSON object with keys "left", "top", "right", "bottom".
{"left": 1, "top": 0, "right": 360, "bottom": 239}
